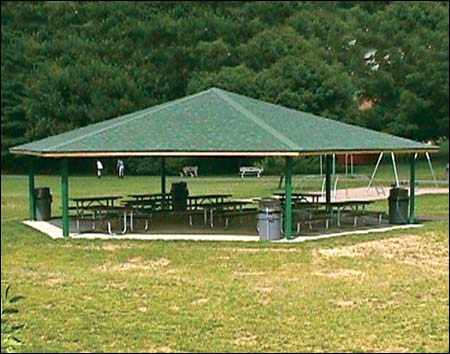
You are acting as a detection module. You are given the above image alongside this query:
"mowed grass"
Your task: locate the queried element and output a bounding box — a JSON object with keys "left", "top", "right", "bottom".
{"left": 1, "top": 170, "right": 449, "bottom": 352}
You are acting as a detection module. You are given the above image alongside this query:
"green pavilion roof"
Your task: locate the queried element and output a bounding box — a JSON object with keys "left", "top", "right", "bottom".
{"left": 10, "top": 87, "right": 437, "bottom": 157}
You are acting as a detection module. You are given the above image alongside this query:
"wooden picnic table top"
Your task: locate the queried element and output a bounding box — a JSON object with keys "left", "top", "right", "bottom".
{"left": 87, "top": 205, "right": 130, "bottom": 211}
{"left": 70, "top": 195, "right": 122, "bottom": 202}
{"left": 188, "top": 194, "right": 232, "bottom": 200}
{"left": 195, "top": 200, "right": 252, "bottom": 209}
{"left": 127, "top": 192, "right": 171, "bottom": 199}
{"left": 274, "top": 192, "right": 322, "bottom": 197}
{"left": 127, "top": 193, "right": 231, "bottom": 200}
{"left": 318, "top": 200, "right": 375, "bottom": 206}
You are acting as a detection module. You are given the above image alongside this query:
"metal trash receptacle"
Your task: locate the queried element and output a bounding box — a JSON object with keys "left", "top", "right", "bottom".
{"left": 35, "top": 187, "right": 52, "bottom": 221}
{"left": 388, "top": 187, "right": 409, "bottom": 224}
{"left": 170, "top": 182, "right": 189, "bottom": 211}
{"left": 257, "top": 198, "right": 282, "bottom": 241}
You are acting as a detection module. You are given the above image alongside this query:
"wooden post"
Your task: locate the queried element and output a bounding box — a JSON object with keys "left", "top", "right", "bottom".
{"left": 326, "top": 155, "right": 332, "bottom": 213}
{"left": 409, "top": 153, "right": 416, "bottom": 224}
{"left": 284, "top": 157, "right": 293, "bottom": 240}
{"left": 61, "top": 158, "right": 69, "bottom": 237}
{"left": 28, "top": 158, "right": 36, "bottom": 221}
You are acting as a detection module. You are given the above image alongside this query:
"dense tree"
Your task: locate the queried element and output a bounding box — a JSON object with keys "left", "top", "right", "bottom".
{"left": 1, "top": 1, "right": 448, "bottom": 173}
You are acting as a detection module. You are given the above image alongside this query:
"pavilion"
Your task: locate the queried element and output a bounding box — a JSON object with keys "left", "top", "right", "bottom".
{"left": 10, "top": 87, "right": 438, "bottom": 239}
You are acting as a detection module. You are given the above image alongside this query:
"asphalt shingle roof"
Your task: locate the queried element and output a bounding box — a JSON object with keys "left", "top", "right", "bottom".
{"left": 10, "top": 87, "right": 436, "bottom": 157}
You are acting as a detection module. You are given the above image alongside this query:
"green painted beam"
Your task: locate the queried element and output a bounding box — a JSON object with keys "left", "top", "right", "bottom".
{"left": 284, "top": 156, "right": 293, "bottom": 240}
{"left": 61, "top": 158, "right": 69, "bottom": 237}
{"left": 28, "top": 158, "right": 36, "bottom": 220}
{"left": 325, "top": 155, "right": 332, "bottom": 213}
{"left": 409, "top": 153, "right": 416, "bottom": 224}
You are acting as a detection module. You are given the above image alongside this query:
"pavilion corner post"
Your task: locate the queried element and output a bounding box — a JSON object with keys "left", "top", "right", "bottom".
{"left": 28, "top": 158, "right": 36, "bottom": 221}
{"left": 61, "top": 158, "right": 69, "bottom": 237}
{"left": 325, "top": 155, "right": 333, "bottom": 213}
{"left": 284, "top": 156, "right": 293, "bottom": 240}
{"left": 161, "top": 157, "right": 166, "bottom": 196}
{"left": 409, "top": 153, "right": 416, "bottom": 224}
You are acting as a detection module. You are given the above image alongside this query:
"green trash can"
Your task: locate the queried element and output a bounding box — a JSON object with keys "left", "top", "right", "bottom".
{"left": 35, "top": 187, "right": 52, "bottom": 221}
{"left": 388, "top": 187, "right": 409, "bottom": 224}
{"left": 170, "top": 182, "right": 189, "bottom": 211}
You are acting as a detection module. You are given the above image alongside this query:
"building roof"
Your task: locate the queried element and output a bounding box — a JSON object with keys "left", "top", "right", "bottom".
{"left": 10, "top": 87, "right": 437, "bottom": 157}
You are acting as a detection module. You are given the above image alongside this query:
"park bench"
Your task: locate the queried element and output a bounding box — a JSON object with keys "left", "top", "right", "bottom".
{"left": 180, "top": 165, "right": 198, "bottom": 177}
{"left": 239, "top": 166, "right": 263, "bottom": 178}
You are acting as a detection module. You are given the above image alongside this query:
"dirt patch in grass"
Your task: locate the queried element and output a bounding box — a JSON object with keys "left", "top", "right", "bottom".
{"left": 231, "top": 270, "right": 267, "bottom": 277}
{"left": 333, "top": 299, "right": 360, "bottom": 308}
{"left": 314, "top": 234, "right": 448, "bottom": 275}
{"left": 42, "top": 271, "right": 66, "bottom": 287}
{"left": 62, "top": 243, "right": 133, "bottom": 251}
{"left": 332, "top": 298, "right": 401, "bottom": 309}
{"left": 314, "top": 268, "right": 366, "bottom": 279}
{"left": 19, "top": 269, "right": 66, "bottom": 287}
{"left": 214, "top": 247, "right": 298, "bottom": 254}
{"left": 256, "top": 286, "right": 273, "bottom": 293}
{"left": 233, "top": 333, "right": 259, "bottom": 347}
{"left": 145, "top": 345, "right": 175, "bottom": 353}
{"left": 192, "top": 297, "right": 209, "bottom": 305}
{"left": 96, "top": 257, "right": 171, "bottom": 272}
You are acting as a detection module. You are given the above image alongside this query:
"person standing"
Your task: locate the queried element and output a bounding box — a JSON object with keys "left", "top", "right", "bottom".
{"left": 96, "top": 159, "right": 104, "bottom": 178}
{"left": 116, "top": 159, "right": 125, "bottom": 179}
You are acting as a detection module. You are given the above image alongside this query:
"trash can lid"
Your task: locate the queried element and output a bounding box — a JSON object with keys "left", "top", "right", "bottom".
{"left": 35, "top": 187, "right": 51, "bottom": 198}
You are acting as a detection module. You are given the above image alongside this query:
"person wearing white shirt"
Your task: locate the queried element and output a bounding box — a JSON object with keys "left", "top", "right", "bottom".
{"left": 96, "top": 159, "right": 104, "bottom": 178}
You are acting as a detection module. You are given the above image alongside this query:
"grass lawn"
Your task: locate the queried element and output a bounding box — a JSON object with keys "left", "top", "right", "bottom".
{"left": 1, "top": 171, "right": 449, "bottom": 352}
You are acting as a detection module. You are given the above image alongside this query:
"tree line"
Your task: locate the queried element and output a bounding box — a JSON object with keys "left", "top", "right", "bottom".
{"left": 1, "top": 1, "right": 448, "bottom": 174}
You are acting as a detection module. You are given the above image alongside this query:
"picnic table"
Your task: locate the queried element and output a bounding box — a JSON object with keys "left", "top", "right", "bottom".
{"left": 274, "top": 192, "right": 322, "bottom": 204}
{"left": 192, "top": 200, "right": 254, "bottom": 228}
{"left": 80, "top": 204, "right": 150, "bottom": 235}
{"left": 126, "top": 193, "right": 172, "bottom": 210}
{"left": 69, "top": 195, "right": 123, "bottom": 232}
{"left": 187, "top": 194, "right": 232, "bottom": 210}
{"left": 317, "top": 200, "right": 376, "bottom": 226}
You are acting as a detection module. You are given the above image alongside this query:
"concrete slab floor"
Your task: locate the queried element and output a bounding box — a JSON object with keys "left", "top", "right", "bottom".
{"left": 23, "top": 219, "right": 423, "bottom": 243}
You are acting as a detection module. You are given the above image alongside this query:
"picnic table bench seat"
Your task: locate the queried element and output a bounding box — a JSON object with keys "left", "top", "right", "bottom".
{"left": 340, "top": 210, "right": 386, "bottom": 226}
{"left": 294, "top": 214, "right": 335, "bottom": 234}
{"left": 186, "top": 209, "right": 207, "bottom": 227}
{"left": 218, "top": 207, "right": 258, "bottom": 229}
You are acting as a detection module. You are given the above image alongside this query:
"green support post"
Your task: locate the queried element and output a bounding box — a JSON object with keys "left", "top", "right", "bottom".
{"left": 325, "top": 155, "right": 332, "bottom": 213}
{"left": 61, "top": 158, "right": 69, "bottom": 237}
{"left": 161, "top": 157, "right": 166, "bottom": 209}
{"left": 161, "top": 157, "right": 166, "bottom": 195}
{"left": 28, "top": 158, "right": 36, "bottom": 220}
{"left": 409, "top": 153, "right": 416, "bottom": 224}
{"left": 284, "top": 156, "right": 293, "bottom": 240}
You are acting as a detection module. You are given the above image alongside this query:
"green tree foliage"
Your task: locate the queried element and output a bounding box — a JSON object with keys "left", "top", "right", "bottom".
{"left": 1, "top": 1, "right": 448, "bottom": 173}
